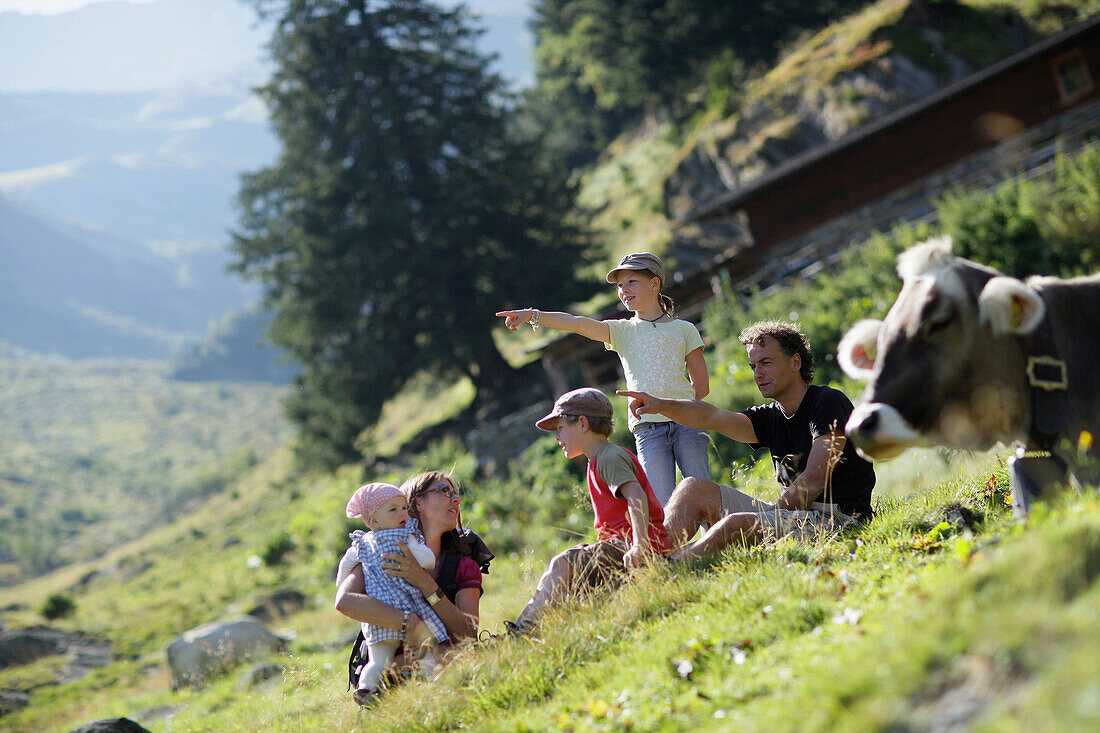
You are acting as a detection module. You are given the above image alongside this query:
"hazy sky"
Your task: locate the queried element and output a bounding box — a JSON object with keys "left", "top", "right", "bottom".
{"left": 0, "top": 0, "right": 153, "bottom": 13}
{"left": 0, "top": 0, "right": 532, "bottom": 92}
{"left": 0, "top": 0, "right": 270, "bottom": 92}
{"left": 0, "top": 0, "right": 528, "bottom": 18}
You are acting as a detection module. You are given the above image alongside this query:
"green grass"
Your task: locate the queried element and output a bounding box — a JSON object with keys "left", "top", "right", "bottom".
{"left": 7, "top": 320, "right": 1085, "bottom": 733}
{"left": 7, "top": 441, "right": 1100, "bottom": 732}
{"left": 0, "top": 349, "right": 290, "bottom": 581}
{"left": 575, "top": 121, "right": 682, "bottom": 268}
{"left": 320, "top": 471, "right": 1099, "bottom": 733}
{"left": 355, "top": 371, "right": 476, "bottom": 458}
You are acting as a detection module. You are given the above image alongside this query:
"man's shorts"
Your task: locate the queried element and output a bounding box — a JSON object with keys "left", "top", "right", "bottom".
{"left": 561, "top": 538, "right": 629, "bottom": 589}
{"left": 716, "top": 483, "right": 857, "bottom": 542}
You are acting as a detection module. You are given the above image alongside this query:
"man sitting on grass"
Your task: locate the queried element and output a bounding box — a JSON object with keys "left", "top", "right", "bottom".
{"left": 619, "top": 320, "right": 875, "bottom": 561}
{"left": 509, "top": 387, "right": 670, "bottom": 633}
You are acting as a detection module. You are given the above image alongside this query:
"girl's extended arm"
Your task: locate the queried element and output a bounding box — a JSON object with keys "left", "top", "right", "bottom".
{"left": 686, "top": 346, "right": 709, "bottom": 399}
{"left": 496, "top": 309, "right": 611, "bottom": 344}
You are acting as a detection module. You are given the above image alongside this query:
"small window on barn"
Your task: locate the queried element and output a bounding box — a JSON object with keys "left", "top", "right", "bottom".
{"left": 1052, "top": 49, "right": 1093, "bottom": 104}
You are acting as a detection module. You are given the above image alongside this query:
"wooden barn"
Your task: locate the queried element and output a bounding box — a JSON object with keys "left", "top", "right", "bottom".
{"left": 535, "top": 14, "right": 1100, "bottom": 395}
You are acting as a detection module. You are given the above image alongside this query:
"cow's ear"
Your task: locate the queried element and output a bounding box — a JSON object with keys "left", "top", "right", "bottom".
{"left": 979, "top": 276, "right": 1045, "bottom": 335}
{"left": 838, "top": 319, "right": 882, "bottom": 380}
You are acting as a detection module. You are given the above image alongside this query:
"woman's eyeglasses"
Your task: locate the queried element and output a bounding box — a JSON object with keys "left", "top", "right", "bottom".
{"left": 425, "top": 482, "right": 458, "bottom": 498}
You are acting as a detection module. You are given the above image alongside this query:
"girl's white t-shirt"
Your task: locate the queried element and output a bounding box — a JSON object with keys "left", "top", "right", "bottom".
{"left": 605, "top": 317, "right": 705, "bottom": 430}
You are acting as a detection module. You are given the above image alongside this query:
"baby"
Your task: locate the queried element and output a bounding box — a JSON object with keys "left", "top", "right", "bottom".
{"left": 337, "top": 482, "right": 447, "bottom": 701}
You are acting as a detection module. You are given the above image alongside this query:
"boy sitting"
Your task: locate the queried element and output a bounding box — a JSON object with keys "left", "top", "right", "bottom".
{"left": 510, "top": 387, "right": 670, "bottom": 633}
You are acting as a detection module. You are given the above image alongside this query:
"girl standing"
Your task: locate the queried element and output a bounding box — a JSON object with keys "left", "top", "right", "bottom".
{"left": 496, "top": 252, "right": 710, "bottom": 505}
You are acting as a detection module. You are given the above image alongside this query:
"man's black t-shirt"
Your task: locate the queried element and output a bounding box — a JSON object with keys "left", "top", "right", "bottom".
{"left": 741, "top": 385, "right": 875, "bottom": 517}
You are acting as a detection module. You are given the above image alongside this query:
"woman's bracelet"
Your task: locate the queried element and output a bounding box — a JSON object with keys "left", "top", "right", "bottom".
{"left": 400, "top": 610, "right": 409, "bottom": 640}
{"left": 529, "top": 308, "right": 540, "bottom": 331}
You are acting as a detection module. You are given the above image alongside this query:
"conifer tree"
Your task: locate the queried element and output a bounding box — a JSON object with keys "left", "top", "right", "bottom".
{"left": 235, "top": 0, "right": 587, "bottom": 466}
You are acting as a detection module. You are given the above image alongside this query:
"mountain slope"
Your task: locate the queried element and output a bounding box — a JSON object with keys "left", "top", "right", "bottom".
{"left": 0, "top": 194, "right": 253, "bottom": 358}
{"left": 566, "top": 0, "right": 1099, "bottom": 276}
{"left": 0, "top": 87, "right": 279, "bottom": 245}
{"left": 4, "top": 437, "right": 1100, "bottom": 732}
{"left": 0, "top": 346, "right": 290, "bottom": 582}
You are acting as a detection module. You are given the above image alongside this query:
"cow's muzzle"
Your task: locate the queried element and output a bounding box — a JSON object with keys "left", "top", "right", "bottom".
{"left": 845, "top": 402, "right": 920, "bottom": 461}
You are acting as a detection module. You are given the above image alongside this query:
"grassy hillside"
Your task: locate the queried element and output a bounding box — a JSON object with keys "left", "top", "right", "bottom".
{"left": 0, "top": 345, "right": 290, "bottom": 581}
{"left": 5, "top": 441, "right": 1100, "bottom": 731}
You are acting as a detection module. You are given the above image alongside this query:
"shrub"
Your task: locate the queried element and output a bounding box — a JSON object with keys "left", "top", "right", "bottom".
{"left": 41, "top": 593, "right": 76, "bottom": 620}
{"left": 463, "top": 435, "right": 591, "bottom": 556}
{"left": 261, "top": 531, "right": 296, "bottom": 567}
{"left": 703, "top": 229, "right": 915, "bottom": 391}
{"left": 938, "top": 146, "right": 1100, "bottom": 277}
{"left": 411, "top": 436, "right": 478, "bottom": 488}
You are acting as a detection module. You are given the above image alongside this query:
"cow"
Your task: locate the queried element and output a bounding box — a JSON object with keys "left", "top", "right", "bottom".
{"left": 165, "top": 616, "right": 288, "bottom": 690}
{"left": 837, "top": 236, "right": 1100, "bottom": 516}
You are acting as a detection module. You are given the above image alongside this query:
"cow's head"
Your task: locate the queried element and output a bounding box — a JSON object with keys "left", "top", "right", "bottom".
{"left": 838, "top": 236, "right": 1046, "bottom": 460}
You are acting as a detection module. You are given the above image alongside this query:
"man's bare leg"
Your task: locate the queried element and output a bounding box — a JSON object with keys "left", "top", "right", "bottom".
{"left": 669, "top": 513, "right": 764, "bottom": 561}
{"left": 664, "top": 477, "right": 726, "bottom": 549}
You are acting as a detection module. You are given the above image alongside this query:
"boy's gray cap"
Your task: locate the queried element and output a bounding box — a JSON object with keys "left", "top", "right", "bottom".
{"left": 536, "top": 387, "right": 614, "bottom": 431}
{"left": 606, "top": 252, "right": 665, "bottom": 284}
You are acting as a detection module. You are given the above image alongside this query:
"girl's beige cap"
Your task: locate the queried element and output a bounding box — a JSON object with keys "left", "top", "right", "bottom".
{"left": 606, "top": 252, "right": 665, "bottom": 284}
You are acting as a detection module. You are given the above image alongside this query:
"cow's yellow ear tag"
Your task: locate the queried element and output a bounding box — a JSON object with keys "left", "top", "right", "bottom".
{"left": 863, "top": 341, "right": 876, "bottom": 362}
{"left": 1011, "top": 297, "right": 1023, "bottom": 328}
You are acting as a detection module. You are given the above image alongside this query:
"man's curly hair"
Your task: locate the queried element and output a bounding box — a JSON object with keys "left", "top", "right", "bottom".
{"left": 739, "top": 320, "right": 815, "bottom": 383}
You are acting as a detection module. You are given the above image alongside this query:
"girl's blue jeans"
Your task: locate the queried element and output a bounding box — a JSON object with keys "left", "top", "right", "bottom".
{"left": 633, "top": 420, "right": 711, "bottom": 506}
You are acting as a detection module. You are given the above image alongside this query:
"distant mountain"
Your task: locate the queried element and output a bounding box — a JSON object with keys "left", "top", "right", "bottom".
{"left": 0, "top": 0, "right": 531, "bottom": 243}
{"left": 171, "top": 304, "right": 299, "bottom": 383}
{"left": 0, "top": 84, "right": 274, "bottom": 359}
{"left": 0, "top": 194, "right": 253, "bottom": 358}
{"left": 0, "top": 0, "right": 533, "bottom": 361}
{"left": 0, "top": 87, "right": 279, "bottom": 244}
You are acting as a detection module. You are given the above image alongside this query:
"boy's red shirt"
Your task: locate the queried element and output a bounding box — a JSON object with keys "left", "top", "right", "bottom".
{"left": 586, "top": 443, "right": 671, "bottom": 554}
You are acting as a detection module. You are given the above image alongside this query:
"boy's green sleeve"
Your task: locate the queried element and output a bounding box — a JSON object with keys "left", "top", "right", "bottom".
{"left": 596, "top": 446, "right": 637, "bottom": 498}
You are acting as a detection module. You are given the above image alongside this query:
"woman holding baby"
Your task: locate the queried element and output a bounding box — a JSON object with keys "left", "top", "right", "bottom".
{"left": 334, "top": 470, "right": 493, "bottom": 705}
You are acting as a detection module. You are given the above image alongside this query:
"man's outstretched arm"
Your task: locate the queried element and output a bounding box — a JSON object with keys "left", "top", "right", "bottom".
{"left": 617, "top": 390, "right": 758, "bottom": 444}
